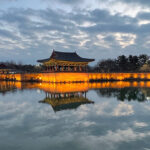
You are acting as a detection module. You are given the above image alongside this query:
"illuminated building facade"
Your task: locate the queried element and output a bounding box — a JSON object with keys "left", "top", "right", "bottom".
{"left": 0, "top": 64, "right": 10, "bottom": 74}
{"left": 37, "top": 50, "right": 94, "bottom": 72}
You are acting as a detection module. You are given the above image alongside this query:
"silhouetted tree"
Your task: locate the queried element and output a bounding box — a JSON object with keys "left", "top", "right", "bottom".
{"left": 117, "top": 55, "right": 128, "bottom": 72}
{"left": 138, "top": 54, "right": 148, "bottom": 67}
{"left": 95, "top": 54, "right": 150, "bottom": 72}
{"left": 98, "top": 59, "right": 118, "bottom": 72}
{"left": 128, "top": 55, "right": 139, "bottom": 71}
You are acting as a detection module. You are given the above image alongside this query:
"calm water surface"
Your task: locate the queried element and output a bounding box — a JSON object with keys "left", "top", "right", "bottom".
{"left": 0, "top": 81, "right": 150, "bottom": 150}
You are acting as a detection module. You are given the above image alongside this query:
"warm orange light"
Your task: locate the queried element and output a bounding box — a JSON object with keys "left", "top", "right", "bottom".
{"left": 1, "top": 72, "right": 150, "bottom": 82}
{"left": 140, "top": 74, "right": 145, "bottom": 79}
{"left": 2, "top": 81, "right": 150, "bottom": 94}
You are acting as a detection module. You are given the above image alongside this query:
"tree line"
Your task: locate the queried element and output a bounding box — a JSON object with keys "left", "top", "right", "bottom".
{"left": 92, "top": 54, "right": 150, "bottom": 73}
{"left": 0, "top": 61, "right": 42, "bottom": 73}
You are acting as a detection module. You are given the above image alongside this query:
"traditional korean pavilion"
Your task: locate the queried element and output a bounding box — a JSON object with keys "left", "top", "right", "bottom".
{"left": 37, "top": 50, "right": 94, "bottom": 72}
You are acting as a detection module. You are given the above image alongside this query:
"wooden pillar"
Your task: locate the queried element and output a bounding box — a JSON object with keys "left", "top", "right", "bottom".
{"left": 54, "top": 65, "right": 56, "bottom": 72}
{"left": 63, "top": 65, "right": 66, "bottom": 72}
{"left": 59, "top": 66, "right": 61, "bottom": 72}
{"left": 79, "top": 66, "right": 82, "bottom": 72}
{"left": 85, "top": 65, "right": 87, "bottom": 72}
{"left": 68, "top": 66, "right": 71, "bottom": 72}
{"left": 82, "top": 66, "right": 85, "bottom": 72}
{"left": 81, "top": 66, "right": 83, "bottom": 72}
{"left": 53, "top": 65, "right": 55, "bottom": 72}
{"left": 83, "top": 66, "right": 85, "bottom": 72}
{"left": 70, "top": 66, "right": 72, "bottom": 72}
{"left": 48, "top": 93, "right": 50, "bottom": 98}
{"left": 74, "top": 66, "right": 77, "bottom": 72}
{"left": 46, "top": 92, "right": 48, "bottom": 98}
{"left": 58, "top": 66, "right": 60, "bottom": 72}
{"left": 79, "top": 92, "right": 82, "bottom": 97}
{"left": 49, "top": 66, "right": 51, "bottom": 72}
{"left": 55, "top": 65, "right": 58, "bottom": 72}
{"left": 72, "top": 66, "right": 74, "bottom": 72}
{"left": 61, "top": 66, "right": 64, "bottom": 72}
{"left": 85, "top": 92, "right": 86, "bottom": 98}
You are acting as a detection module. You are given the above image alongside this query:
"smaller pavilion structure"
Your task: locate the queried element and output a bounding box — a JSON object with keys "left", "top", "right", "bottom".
{"left": 37, "top": 50, "right": 94, "bottom": 72}
{"left": 0, "top": 64, "right": 10, "bottom": 74}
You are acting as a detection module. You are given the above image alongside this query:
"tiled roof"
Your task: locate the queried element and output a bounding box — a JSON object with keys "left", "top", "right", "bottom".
{"left": 37, "top": 50, "right": 95, "bottom": 63}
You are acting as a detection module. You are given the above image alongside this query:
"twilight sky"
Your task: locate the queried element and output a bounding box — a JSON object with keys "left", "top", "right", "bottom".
{"left": 1, "top": 0, "right": 150, "bottom": 65}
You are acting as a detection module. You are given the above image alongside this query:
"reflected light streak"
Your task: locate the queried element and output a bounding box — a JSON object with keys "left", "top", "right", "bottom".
{"left": 1, "top": 81, "right": 150, "bottom": 94}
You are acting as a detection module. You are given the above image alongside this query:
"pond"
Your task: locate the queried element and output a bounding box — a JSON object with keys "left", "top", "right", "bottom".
{"left": 0, "top": 81, "right": 150, "bottom": 150}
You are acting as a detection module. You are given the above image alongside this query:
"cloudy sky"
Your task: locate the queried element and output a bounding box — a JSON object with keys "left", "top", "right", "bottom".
{"left": 1, "top": 0, "right": 150, "bottom": 65}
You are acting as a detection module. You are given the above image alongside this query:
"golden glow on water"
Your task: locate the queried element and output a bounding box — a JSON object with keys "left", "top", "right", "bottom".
{"left": 1, "top": 81, "right": 150, "bottom": 94}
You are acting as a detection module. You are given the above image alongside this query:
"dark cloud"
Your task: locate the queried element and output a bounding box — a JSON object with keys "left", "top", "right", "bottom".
{"left": 0, "top": 0, "right": 17, "bottom": 1}
{"left": 56, "top": 0, "right": 84, "bottom": 4}
{"left": 80, "top": 23, "right": 136, "bottom": 34}
{"left": 42, "top": 0, "right": 84, "bottom": 5}
{"left": 0, "top": 0, "right": 18, "bottom": 4}
{"left": 0, "top": 29, "right": 18, "bottom": 39}
{"left": 0, "top": 7, "right": 150, "bottom": 64}
{"left": 118, "top": 0, "right": 150, "bottom": 6}
{"left": 137, "top": 11, "right": 150, "bottom": 20}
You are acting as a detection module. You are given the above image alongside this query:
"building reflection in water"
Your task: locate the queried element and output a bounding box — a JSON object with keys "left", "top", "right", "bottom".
{"left": 0, "top": 81, "right": 17, "bottom": 95}
{"left": 1, "top": 81, "right": 150, "bottom": 110}
{"left": 39, "top": 91, "right": 94, "bottom": 112}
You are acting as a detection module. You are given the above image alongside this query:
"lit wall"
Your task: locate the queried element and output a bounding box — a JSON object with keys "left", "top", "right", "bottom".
{"left": 1, "top": 72, "right": 150, "bottom": 82}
